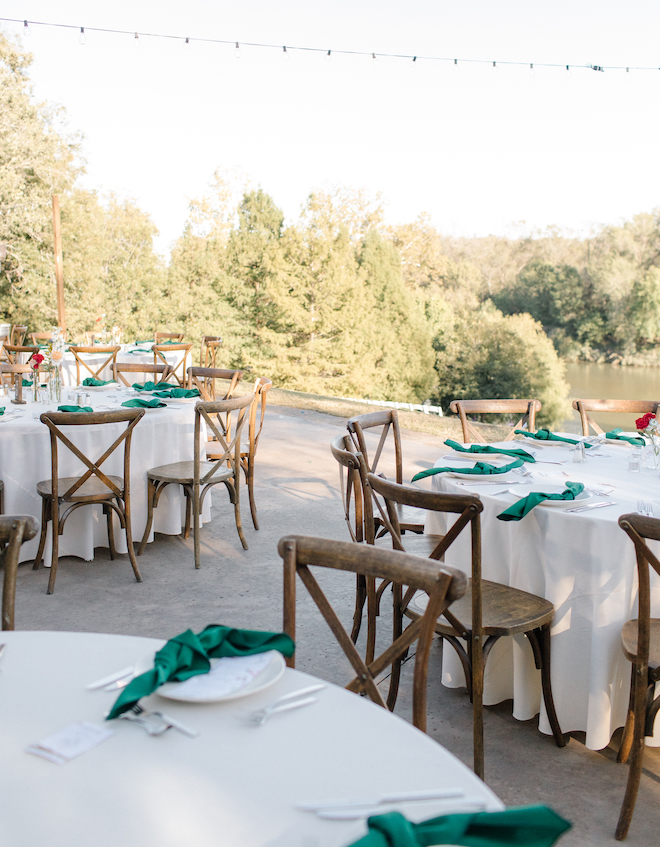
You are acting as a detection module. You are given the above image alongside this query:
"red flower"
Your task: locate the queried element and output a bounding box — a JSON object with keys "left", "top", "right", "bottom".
{"left": 636, "top": 412, "right": 655, "bottom": 431}
{"left": 30, "top": 352, "right": 45, "bottom": 370}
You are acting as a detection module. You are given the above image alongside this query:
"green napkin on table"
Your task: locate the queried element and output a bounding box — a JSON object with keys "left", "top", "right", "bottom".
{"left": 131, "top": 381, "right": 167, "bottom": 392}
{"left": 121, "top": 397, "right": 167, "bottom": 408}
{"left": 444, "top": 439, "right": 536, "bottom": 463}
{"left": 497, "top": 482, "right": 584, "bottom": 522}
{"left": 0, "top": 407, "right": 5, "bottom": 415}
{"left": 345, "top": 806, "right": 570, "bottom": 847}
{"left": 605, "top": 428, "right": 646, "bottom": 446}
{"left": 106, "top": 624, "right": 295, "bottom": 720}
{"left": 135, "top": 340, "right": 154, "bottom": 346}
{"left": 21, "top": 378, "right": 34, "bottom": 387}
{"left": 152, "top": 388, "right": 200, "bottom": 399}
{"left": 515, "top": 429, "right": 594, "bottom": 448}
{"left": 57, "top": 405, "right": 93, "bottom": 413}
{"left": 412, "top": 459, "right": 523, "bottom": 483}
{"left": 128, "top": 348, "right": 153, "bottom": 354}
{"left": 82, "top": 377, "right": 115, "bottom": 387}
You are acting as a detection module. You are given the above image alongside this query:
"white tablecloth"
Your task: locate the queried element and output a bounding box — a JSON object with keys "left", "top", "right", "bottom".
{"left": 60, "top": 345, "right": 188, "bottom": 387}
{"left": 0, "top": 392, "right": 211, "bottom": 563}
{"left": 424, "top": 437, "right": 660, "bottom": 751}
{"left": 0, "top": 631, "right": 502, "bottom": 847}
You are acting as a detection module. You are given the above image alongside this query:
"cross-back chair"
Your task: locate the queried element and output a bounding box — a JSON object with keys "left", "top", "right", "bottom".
{"left": 572, "top": 399, "right": 660, "bottom": 437}
{"left": 347, "top": 410, "right": 425, "bottom": 537}
{"left": 449, "top": 399, "right": 542, "bottom": 443}
{"left": 10, "top": 325, "right": 27, "bottom": 346}
{"left": 0, "top": 362, "right": 34, "bottom": 397}
{"left": 113, "top": 362, "right": 172, "bottom": 387}
{"left": 1, "top": 515, "right": 39, "bottom": 630}
{"left": 29, "top": 332, "right": 52, "bottom": 346}
{"left": 367, "top": 472, "right": 566, "bottom": 780}
{"left": 68, "top": 345, "right": 121, "bottom": 385}
{"left": 615, "top": 513, "right": 660, "bottom": 840}
{"left": 155, "top": 332, "right": 184, "bottom": 345}
{"left": 138, "top": 391, "right": 256, "bottom": 567}
{"left": 279, "top": 534, "right": 467, "bottom": 731}
{"left": 200, "top": 336, "right": 223, "bottom": 368}
{"left": 2, "top": 344, "right": 39, "bottom": 365}
{"left": 188, "top": 366, "right": 244, "bottom": 402}
{"left": 239, "top": 377, "right": 272, "bottom": 531}
{"left": 153, "top": 343, "right": 193, "bottom": 388}
{"left": 33, "top": 409, "right": 145, "bottom": 594}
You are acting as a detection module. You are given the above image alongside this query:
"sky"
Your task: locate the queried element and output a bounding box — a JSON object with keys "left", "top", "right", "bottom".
{"left": 2, "top": 1, "right": 660, "bottom": 256}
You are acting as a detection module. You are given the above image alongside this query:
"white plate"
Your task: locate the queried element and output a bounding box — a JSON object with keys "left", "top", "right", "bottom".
{"left": 82, "top": 383, "right": 118, "bottom": 391}
{"left": 510, "top": 484, "right": 593, "bottom": 507}
{"left": 155, "top": 651, "right": 286, "bottom": 703}
{"left": 516, "top": 435, "right": 582, "bottom": 449}
{"left": 446, "top": 470, "right": 518, "bottom": 481}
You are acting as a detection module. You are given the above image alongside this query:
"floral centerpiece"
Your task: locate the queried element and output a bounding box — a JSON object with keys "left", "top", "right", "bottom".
{"left": 43, "top": 327, "right": 65, "bottom": 402}
{"left": 28, "top": 351, "right": 45, "bottom": 401}
{"left": 636, "top": 412, "right": 660, "bottom": 464}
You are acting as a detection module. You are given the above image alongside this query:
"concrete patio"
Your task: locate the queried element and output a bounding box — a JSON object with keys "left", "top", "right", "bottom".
{"left": 13, "top": 404, "right": 660, "bottom": 845}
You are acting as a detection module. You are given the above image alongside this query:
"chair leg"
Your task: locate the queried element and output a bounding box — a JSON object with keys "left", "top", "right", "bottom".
{"left": 535, "top": 625, "right": 566, "bottom": 748}
{"left": 618, "top": 666, "right": 636, "bottom": 764}
{"left": 616, "top": 669, "right": 650, "bottom": 840}
{"left": 193, "top": 484, "right": 201, "bottom": 568}
{"left": 351, "top": 574, "right": 367, "bottom": 643}
{"left": 365, "top": 576, "right": 377, "bottom": 666}
{"left": 33, "top": 497, "right": 49, "bottom": 570}
{"left": 47, "top": 502, "right": 60, "bottom": 595}
{"left": 231, "top": 479, "right": 248, "bottom": 551}
{"left": 247, "top": 458, "right": 259, "bottom": 531}
{"left": 472, "top": 635, "right": 485, "bottom": 781}
{"left": 138, "top": 478, "right": 157, "bottom": 555}
{"left": 105, "top": 504, "right": 116, "bottom": 560}
{"left": 183, "top": 491, "right": 192, "bottom": 540}
{"left": 387, "top": 582, "right": 403, "bottom": 711}
{"left": 122, "top": 495, "right": 142, "bottom": 584}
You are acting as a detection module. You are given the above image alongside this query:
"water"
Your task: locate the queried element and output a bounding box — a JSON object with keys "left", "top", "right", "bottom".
{"left": 562, "top": 362, "right": 660, "bottom": 433}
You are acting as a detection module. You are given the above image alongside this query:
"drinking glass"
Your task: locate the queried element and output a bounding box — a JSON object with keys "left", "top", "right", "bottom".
{"left": 629, "top": 447, "right": 642, "bottom": 472}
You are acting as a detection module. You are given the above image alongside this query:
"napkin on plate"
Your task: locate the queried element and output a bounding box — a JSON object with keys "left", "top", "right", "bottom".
{"left": 412, "top": 459, "right": 523, "bottom": 482}
{"left": 57, "top": 405, "right": 94, "bottom": 413}
{"left": 515, "top": 429, "right": 594, "bottom": 448}
{"left": 151, "top": 388, "right": 200, "bottom": 399}
{"left": 496, "top": 482, "right": 584, "bottom": 522}
{"left": 345, "top": 805, "right": 570, "bottom": 847}
{"left": 131, "top": 381, "right": 168, "bottom": 391}
{"left": 605, "top": 428, "right": 646, "bottom": 446}
{"left": 134, "top": 340, "right": 154, "bottom": 346}
{"left": 127, "top": 348, "right": 153, "bottom": 354}
{"left": 121, "top": 397, "right": 167, "bottom": 408}
{"left": 106, "top": 624, "right": 295, "bottom": 719}
{"left": 82, "top": 378, "right": 115, "bottom": 387}
{"left": 444, "top": 439, "right": 536, "bottom": 463}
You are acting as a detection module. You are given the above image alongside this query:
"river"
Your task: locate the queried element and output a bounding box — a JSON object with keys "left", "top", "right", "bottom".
{"left": 562, "top": 361, "right": 660, "bottom": 433}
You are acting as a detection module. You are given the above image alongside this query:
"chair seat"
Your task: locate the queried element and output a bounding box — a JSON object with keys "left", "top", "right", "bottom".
{"left": 147, "top": 461, "right": 233, "bottom": 484}
{"left": 621, "top": 618, "right": 660, "bottom": 668}
{"left": 36, "top": 475, "right": 123, "bottom": 501}
{"left": 409, "top": 580, "right": 554, "bottom": 636}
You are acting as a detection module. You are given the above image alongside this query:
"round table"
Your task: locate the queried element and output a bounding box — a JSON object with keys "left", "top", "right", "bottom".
{"left": 0, "top": 631, "right": 502, "bottom": 847}
{"left": 424, "top": 437, "right": 660, "bottom": 751}
{"left": 60, "top": 345, "right": 188, "bottom": 387}
{"left": 0, "top": 392, "right": 211, "bottom": 563}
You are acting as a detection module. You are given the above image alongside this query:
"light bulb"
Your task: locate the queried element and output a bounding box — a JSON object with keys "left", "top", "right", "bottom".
{"left": 565, "top": 64, "right": 572, "bottom": 80}
{"left": 529, "top": 63, "right": 535, "bottom": 78}
{"left": 372, "top": 52, "right": 379, "bottom": 66}
{"left": 184, "top": 37, "right": 189, "bottom": 46}
{"left": 283, "top": 45, "right": 289, "bottom": 61}
{"left": 492, "top": 60, "right": 497, "bottom": 71}
{"left": 235, "top": 41, "right": 241, "bottom": 59}
{"left": 23, "top": 20, "right": 31, "bottom": 37}
{"left": 79, "top": 27, "right": 86, "bottom": 46}
{"left": 412, "top": 56, "right": 417, "bottom": 65}
{"left": 626, "top": 67, "right": 632, "bottom": 80}
{"left": 134, "top": 32, "right": 140, "bottom": 49}
{"left": 326, "top": 49, "right": 331, "bottom": 61}
{"left": 453, "top": 58, "right": 459, "bottom": 72}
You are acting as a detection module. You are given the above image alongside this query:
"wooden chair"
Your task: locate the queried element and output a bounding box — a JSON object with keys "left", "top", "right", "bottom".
{"left": 1, "top": 515, "right": 39, "bottom": 630}
{"left": 0, "top": 480, "right": 4, "bottom": 514}
{"left": 155, "top": 332, "right": 184, "bottom": 345}
{"left": 615, "top": 513, "right": 660, "bottom": 840}
{"left": 153, "top": 343, "right": 193, "bottom": 388}
{"left": 367, "top": 472, "right": 566, "bottom": 780}
{"left": 572, "top": 400, "right": 660, "bottom": 437}
{"left": 188, "top": 366, "right": 243, "bottom": 402}
{"left": 10, "top": 325, "right": 27, "bottom": 346}
{"left": 0, "top": 362, "right": 35, "bottom": 397}
{"left": 2, "top": 344, "right": 39, "bottom": 365}
{"left": 138, "top": 391, "right": 256, "bottom": 567}
{"left": 347, "top": 410, "right": 425, "bottom": 537}
{"left": 33, "top": 409, "right": 145, "bottom": 594}
{"left": 30, "top": 332, "right": 52, "bottom": 346}
{"left": 68, "top": 345, "right": 121, "bottom": 385}
{"left": 449, "top": 399, "right": 542, "bottom": 443}
{"left": 279, "top": 534, "right": 467, "bottom": 731}
{"left": 200, "top": 336, "right": 223, "bottom": 368}
{"left": 113, "top": 362, "right": 172, "bottom": 387}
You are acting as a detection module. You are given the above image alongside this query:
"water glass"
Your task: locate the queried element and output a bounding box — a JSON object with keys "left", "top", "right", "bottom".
{"left": 629, "top": 447, "right": 642, "bottom": 473}
{"left": 572, "top": 442, "right": 586, "bottom": 463}
{"left": 644, "top": 446, "right": 659, "bottom": 470}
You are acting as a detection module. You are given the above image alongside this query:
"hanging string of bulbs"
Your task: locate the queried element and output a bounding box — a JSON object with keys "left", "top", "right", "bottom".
{"left": 2, "top": 16, "right": 655, "bottom": 75}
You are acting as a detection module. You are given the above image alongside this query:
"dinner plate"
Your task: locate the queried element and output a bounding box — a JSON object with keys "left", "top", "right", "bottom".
{"left": 446, "top": 469, "right": 518, "bottom": 481}
{"left": 155, "top": 651, "right": 286, "bottom": 703}
{"left": 84, "top": 383, "right": 118, "bottom": 391}
{"left": 510, "top": 484, "right": 593, "bottom": 507}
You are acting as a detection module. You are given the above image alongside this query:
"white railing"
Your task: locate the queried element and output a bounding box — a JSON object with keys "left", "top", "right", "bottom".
{"left": 338, "top": 396, "right": 443, "bottom": 416}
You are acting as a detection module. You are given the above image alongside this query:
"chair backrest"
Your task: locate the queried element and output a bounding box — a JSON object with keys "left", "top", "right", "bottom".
{"left": 2, "top": 344, "right": 39, "bottom": 365}
{"left": 1, "top": 515, "right": 39, "bottom": 630}
{"left": 200, "top": 336, "right": 223, "bottom": 368}
{"left": 347, "top": 410, "right": 404, "bottom": 484}
{"left": 193, "top": 392, "right": 255, "bottom": 488}
{"left": 279, "top": 534, "right": 467, "bottom": 731}
{"left": 155, "top": 332, "right": 184, "bottom": 344}
{"left": 113, "top": 362, "right": 172, "bottom": 387}
{"left": 572, "top": 399, "right": 660, "bottom": 436}
{"left": 10, "top": 326, "right": 27, "bottom": 346}
{"left": 187, "top": 366, "right": 244, "bottom": 402}
{"left": 330, "top": 433, "right": 374, "bottom": 544}
{"left": 30, "top": 332, "right": 52, "bottom": 346}
{"left": 39, "top": 409, "right": 145, "bottom": 503}
{"left": 449, "top": 399, "right": 542, "bottom": 443}
{"left": 0, "top": 362, "right": 34, "bottom": 396}
{"left": 153, "top": 343, "right": 193, "bottom": 387}
{"left": 244, "top": 377, "right": 272, "bottom": 461}
{"left": 68, "top": 345, "right": 121, "bottom": 385}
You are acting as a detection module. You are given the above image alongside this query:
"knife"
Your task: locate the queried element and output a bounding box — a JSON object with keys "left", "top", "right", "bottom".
{"left": 564, "top": 501, "right": 618, "bottom": 514}
{"left": 317, "top": 799, "right": 487, "bottom": 820}
{"left": 86, "top": 665, "right": 135, "bottom": 690}
{"left": 0, "top": 642, "right": 5, "bottom": 670}
{"left": 298, "top": 787, "right": 465, "bottom": 812}
{"left": 454, "top": 480, "right": 524, "bottom": 486}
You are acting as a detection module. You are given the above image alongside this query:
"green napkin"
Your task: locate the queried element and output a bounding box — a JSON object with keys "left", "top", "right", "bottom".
{"left": 57, "top": 405, "right": 94, "bottom": 413}
{"left": 497, "top": 482, "right": 584, "bottom": 522}
{"left": 121, "top": 397, "right": 167, "bottom": 408}
{"left": 21, "top": 378, "right": 34, "bottom": 387}
{"left": 515, "top": 429, "right": 594, "bottom": 448}
{"left": 0, "top": 407, "right": 5, "bottom": 415}
{"left": 82, "top": 377, "right": 115, "bottom": 387}
{"left": 606, "top": 428, "right": 646, "bottom": 446}
{"left": 128, "top": 348, "right": 153, "bottom": 354}
{"left": 444, "top": 439, "right": 536, "bottom": 463}
{"left": 152, "top": 388, "right": 200, "bottom": 398}
{"left": 107, "top": 624, "right": 295, "bottom": 720}
{"left": 132, "top": 381, "right": 167, "bottom": 391}
{"left": 135, "top": 340, "right": 154, "bottom": 346}
{"left": 412, "top": 459, "right": 523, "bottom": 482}
{"left": 345, "top": 806, "right": 570, "bottom": 847}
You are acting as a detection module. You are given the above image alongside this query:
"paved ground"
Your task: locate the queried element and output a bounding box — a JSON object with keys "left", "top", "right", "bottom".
{"left": 13, "top": 404, "right": 660, "bottom": 845}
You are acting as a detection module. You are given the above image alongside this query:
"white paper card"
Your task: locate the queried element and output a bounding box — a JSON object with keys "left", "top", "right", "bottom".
{"left": 164, "top": 652, "right": 273, "bottom": 700}
{"left": 26, "top": 722, "right": 114, "bottom": 764}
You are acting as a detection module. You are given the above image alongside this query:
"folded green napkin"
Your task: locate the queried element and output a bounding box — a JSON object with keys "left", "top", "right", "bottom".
{"left": 0, "top": 407, "right": 5, "bottom": 415}
{"left": 606, "top": 428, "right": 646, "bottom": 446}
{"left": 121, "top": 397, "right": 167, "bottom": 408}
{"left": 412, "top": 459, "right": 523, "bottom": 482}
{"left": 57, "top": 405, "right": 94, "bottom": 413}
{"left": 135, "top": 340, "right": 154, "bottom": 346}
{"left": 128, "top": 348, "right": 153, "bottom": 354}
{"left": 497, "top": 482, "right": 584, "bottom": 522}
{"left": 444, "top": 439, "right": 536, "bottom": 463}
{"left": 21, "top": 378, "right": 34, "bottom": 387}
{"left": 152, "top": 388, "right": 200, "bottom": 398}
{"left": 107, "top": 624, "right": 295, "bottom": 720}
{"left": 131, "top": 381, "right": 167, "bottom": 391}
{"left": 345, "top": 806, "right": 570, "bottom": 847}
{"left": 82, "top": 377, "right": 115, "bottom": 387}
{"left": 515, "top": 429, "right": 594, "bottom": 448}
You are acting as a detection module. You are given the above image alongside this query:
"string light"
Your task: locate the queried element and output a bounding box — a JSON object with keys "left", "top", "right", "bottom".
{"left": 184, "top": 37, "right": 189, "bottom": 46}
{"left": 326, "top": 49, "right": 331, "bottom": 61}
{"left": 372, "top": 52, "right": 378, "bottom": 65}
{"left": 134, "top": 32, "right": 140, "bottom": 49}
{"left": 529, "top": 62, "right": 535, "bottom": 78}
{"left": 283, "top": 45, "right": 289, "bottom": 61}
{"left": 492, "top": 60, "right": 497, "bottom": 71}
{"left": 23, "top": 19, "right": 30, "bottom": 36}
{"left": 79, "top": 27, "right": 86, "bottom": 46}
{"left": 235, "top": 41, "right": 241, "bottom": 59}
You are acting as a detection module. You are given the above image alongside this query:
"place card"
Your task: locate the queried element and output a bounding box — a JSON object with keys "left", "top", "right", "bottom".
{"left": 26, "top": 721, "right": 114, "bottom": 764}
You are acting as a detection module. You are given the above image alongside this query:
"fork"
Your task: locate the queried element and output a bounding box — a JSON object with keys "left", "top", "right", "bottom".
{"left": 246, "top": 684, "right": 325, "bottom": 726}
{"left": 119, "top": 704, "right": 198, "bottom": 736}
{"left": 638, "top": 500, "right": 654, "bottom": 517}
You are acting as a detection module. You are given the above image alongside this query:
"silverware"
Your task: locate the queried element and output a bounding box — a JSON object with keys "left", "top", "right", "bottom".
{"left": 298, "top": 787, "right": 464, "bottom": 812}
{"left": 564, "top": 501, "right": 618, "bottom": 514}
{"left": 317, "top": 799, "right": 488, "bottom": 820}
{"left": 454, "top": 479, "right": 524, "bottom": 486}
{"left": 86, "top": 665, "right": 135, "bottom": 690}
{"left": 118, "top": 704, "right": 198, "bottom": 737}
{"left": 0, "top": 642, "right": 6, "bottom": 670}
{"left": 246, "top": 685, "right": 325, "bottom": 726}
